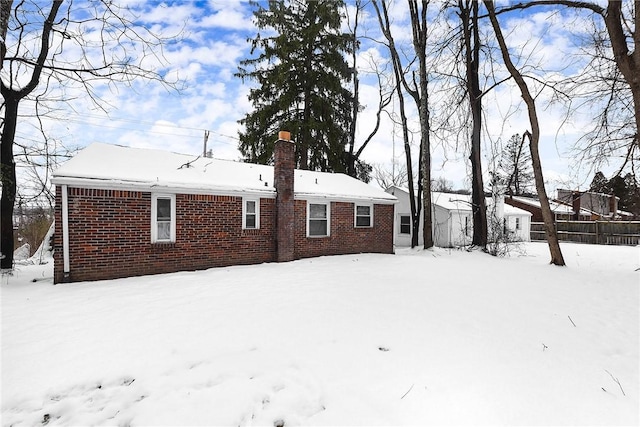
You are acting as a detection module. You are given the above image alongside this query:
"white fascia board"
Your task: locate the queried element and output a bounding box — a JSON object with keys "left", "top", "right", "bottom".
{"left": 51, "top": 176, "right": 276, "bottom": 199}
{"left": 293, "top": 192, "right": 397, "bottom": 205}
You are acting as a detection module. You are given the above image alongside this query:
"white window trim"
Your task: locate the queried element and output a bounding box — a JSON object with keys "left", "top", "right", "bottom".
{"left": 354, "top": 203, "right": 373, "bottom": 228}
{"left": 151, "top": 194, "right": 176, "bottom": 243}
{"left": 307, "top": 201, "right": 331, "bottom": 238}
{"left": 242, "top": 197, "right": 260, "bottom": 230}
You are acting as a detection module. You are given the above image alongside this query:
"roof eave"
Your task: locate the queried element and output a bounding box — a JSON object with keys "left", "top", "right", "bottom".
{"left": 51, "top": 176, "right": 277, "bottom": 198}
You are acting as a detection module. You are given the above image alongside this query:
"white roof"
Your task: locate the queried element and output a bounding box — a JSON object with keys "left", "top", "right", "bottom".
{"left": 388, "top": 187, "right": 532, "bottom": 216}
{"left": 51, "top": 143, "right": 396, "bottom": 204}
{"left": 387, "top": 187, "right": 479, "bottom": 210}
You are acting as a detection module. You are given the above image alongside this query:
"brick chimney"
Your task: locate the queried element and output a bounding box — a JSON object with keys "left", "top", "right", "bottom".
{"left": 609, "top": 194, "right": 618, "bottom": 217}
{"left": 572, "top": 191, "right": 581, "bottom": 220}
{"left": 274, "top": 131, "right": 295, "bottom": 262}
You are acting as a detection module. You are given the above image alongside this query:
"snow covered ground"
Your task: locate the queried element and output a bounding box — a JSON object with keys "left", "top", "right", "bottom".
{"left": 2, "top": 242, "right": 638, "bottom": 426}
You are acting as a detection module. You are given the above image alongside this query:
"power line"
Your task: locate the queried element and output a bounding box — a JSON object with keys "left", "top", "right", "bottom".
{"left": 17, "top": 109, "right": 241, "bottom": 144}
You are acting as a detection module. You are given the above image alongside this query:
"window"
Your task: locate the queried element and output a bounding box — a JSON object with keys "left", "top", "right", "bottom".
{"left": 151, "top": 194, "right": 176, "bottom": 243}
{"left": 400, "top": 215, "right": 411, "bottom": 235}
{"left": 308, "top": 202, "right": 330, "bottom": 237}
{"left": 355, "top": 204, "right": 372, "bottom": 227}
{"left": 464, "top": 216, "right": 470, "bottom": 236}
{"left": 515, "top": 217, "right": 521, "bottom": 230}
{"left": 243, "top": 198, "right": 260, "bottom": 229}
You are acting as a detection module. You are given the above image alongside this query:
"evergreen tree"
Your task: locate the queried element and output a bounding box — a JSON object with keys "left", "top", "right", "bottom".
{"left": 499, "top": 133, "right": 535, "bottom": 196}
{"left": 622, "top": 173, "right": 640, "bottom": 217}
{"left": 589, "top": 171, "right": 609, "bottom": 194}
{"left": 590, "top": 171, "right": 640, "bottom": 217}
{"left": 237, "top": 0, "right": 353, "bottom": 173}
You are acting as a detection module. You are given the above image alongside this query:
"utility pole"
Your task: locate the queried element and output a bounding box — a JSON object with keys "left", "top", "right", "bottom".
{"left": 203, "top": 130, "right": 211, "bottom": 158}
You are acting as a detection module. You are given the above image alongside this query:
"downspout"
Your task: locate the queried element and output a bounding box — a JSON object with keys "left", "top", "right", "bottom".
{"left": 448, "top": 211, "right": 453, "bottom": 248}
{"left": 61, "top": 184, "right": 70, "bottom": 281}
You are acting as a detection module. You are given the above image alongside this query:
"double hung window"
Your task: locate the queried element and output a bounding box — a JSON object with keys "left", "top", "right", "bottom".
{"left": 355, "top": 204, "right": 372, "bottom": 227}
{"left": 243, "top": 198, "right": 260, "bottom": 229}
{"left": 152, "top": 194, "right": 176, "bottom": 243}
{"left": 308, "top": 202, "right": 329, "bottom": 237}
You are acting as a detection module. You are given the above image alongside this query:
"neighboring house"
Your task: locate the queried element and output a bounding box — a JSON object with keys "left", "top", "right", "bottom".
{"left": 504, "top": 195, "right": 593, "bottom": 221}
{"left": 556, "top": 189, "right": 623, "bottom": 220}
{"left": 386, "top": 187, "right": 531, "bottom": 248}
{"left": 51, "top": 135, "right": 396, "bottom": 283}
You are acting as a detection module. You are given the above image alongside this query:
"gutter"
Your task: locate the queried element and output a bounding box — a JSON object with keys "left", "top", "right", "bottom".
{"left": 51, "top": 176, "right": 277, "bottom": 199}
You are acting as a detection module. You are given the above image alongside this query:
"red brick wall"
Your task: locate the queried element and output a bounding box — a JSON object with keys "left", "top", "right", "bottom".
{"left": 293, "top": 201, "right": 394, "bottom": 259}
{"left": 54, "top": 187, "right": 394, "bottom": 283}
{"left": 54, "top": 187, "right": 276, "bottom": 283}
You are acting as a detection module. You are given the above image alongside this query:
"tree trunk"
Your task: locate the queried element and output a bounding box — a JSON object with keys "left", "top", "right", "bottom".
{"left": 372, "top": 0, "right": 420, "bottom": 247}
{"left": 0, "top": 0, "right": 11, "bottom": 70}
{"left": 462, "top": 0, "right": 487, "bottom": 248}
{"left": 418, "top": 73, "right": 433, "bottom": 249}
{"left": 486, "top": 0, "right": 565, "bottom": 265}
{"left": 603, "top": 1, "right": 640, "bottom": 153}
{"left": 1, "top": 1, "right": 62, "bottom": 269}
{"left": 1, "top": 96, "right": 18, "bottom": 269}
{"left": 407, "top": 0, "right": 433, "bottom": 249}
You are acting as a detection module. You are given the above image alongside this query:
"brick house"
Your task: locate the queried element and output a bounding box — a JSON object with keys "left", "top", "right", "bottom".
{"left": 51, "top": 135, "right": 396, "bottom": 283}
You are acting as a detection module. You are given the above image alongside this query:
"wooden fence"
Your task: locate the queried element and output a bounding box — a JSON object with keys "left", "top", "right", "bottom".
{"left": 531, "top": 221, "right": 640, "bottom": 246}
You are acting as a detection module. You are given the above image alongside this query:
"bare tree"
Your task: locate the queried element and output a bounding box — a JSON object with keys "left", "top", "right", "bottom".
{"left": 459, "top": 0, "right": 487, "bottom": 248}
{"left": 1, "top": 1, "right": 180, "bottom": 269}
{"left": 500, "top": 1, "right": 638, "bottom": 174}
{"left": 372, "top": 0, "right": 422, "bottom": 248}
{"left": 345, "top": 1, "right": 394, "bottom": 180}
{"left": 409, "top": 0, "right": 435, "bottom": 250}
{"left": 485, "top": 0, "right": 566, "bottom": 266}
{"left": 373, "top": 161, "right": 409, "bottom": 190}
{"left": 373, "top": 0, "right": 434, "bottom": 248}
{"left": 431, "top": 176, "right": 454, "bottom": 192}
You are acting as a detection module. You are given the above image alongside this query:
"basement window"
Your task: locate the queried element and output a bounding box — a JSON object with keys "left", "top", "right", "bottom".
{"left": 355, "top": 204, "right": 373, "bottom": 228}
{"left": 308, "top": 202, "right": 330, "bottom": 237}
{"left": 243, "top": 198, "right": 260, "bottom": 229}
{"left": 151, "top": 194, "right": 176, "bottom": 243}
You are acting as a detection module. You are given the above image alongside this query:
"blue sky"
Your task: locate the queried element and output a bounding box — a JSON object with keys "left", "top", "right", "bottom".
{"left": 7, "top": 0, "right": 623, "bottom": 197}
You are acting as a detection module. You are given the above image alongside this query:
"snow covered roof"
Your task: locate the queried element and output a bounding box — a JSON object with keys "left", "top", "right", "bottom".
{"left": 431, "top": 192, "right": 475, "bottom": 211}
{"left": 509, "top": 196, "right": 592, "bottom": 216}
{"left": 388, "top": 187, "right": 532, "bottom": 215}
{"left": 52, "top": 143, "right": 396, "bottom": 204}
{"left": 386, "top": 187, "right": 480, "bottom": 210}
{"left": 503, "top": 204, "right": 532, "bottom": 216}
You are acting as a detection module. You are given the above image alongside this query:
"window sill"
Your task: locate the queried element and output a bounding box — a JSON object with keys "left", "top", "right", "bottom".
{"left": 242, "top": 228, "right": 261, "bottom": 235}
{"left": 151, "top": 242, "right": 176, "bottom": 250}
